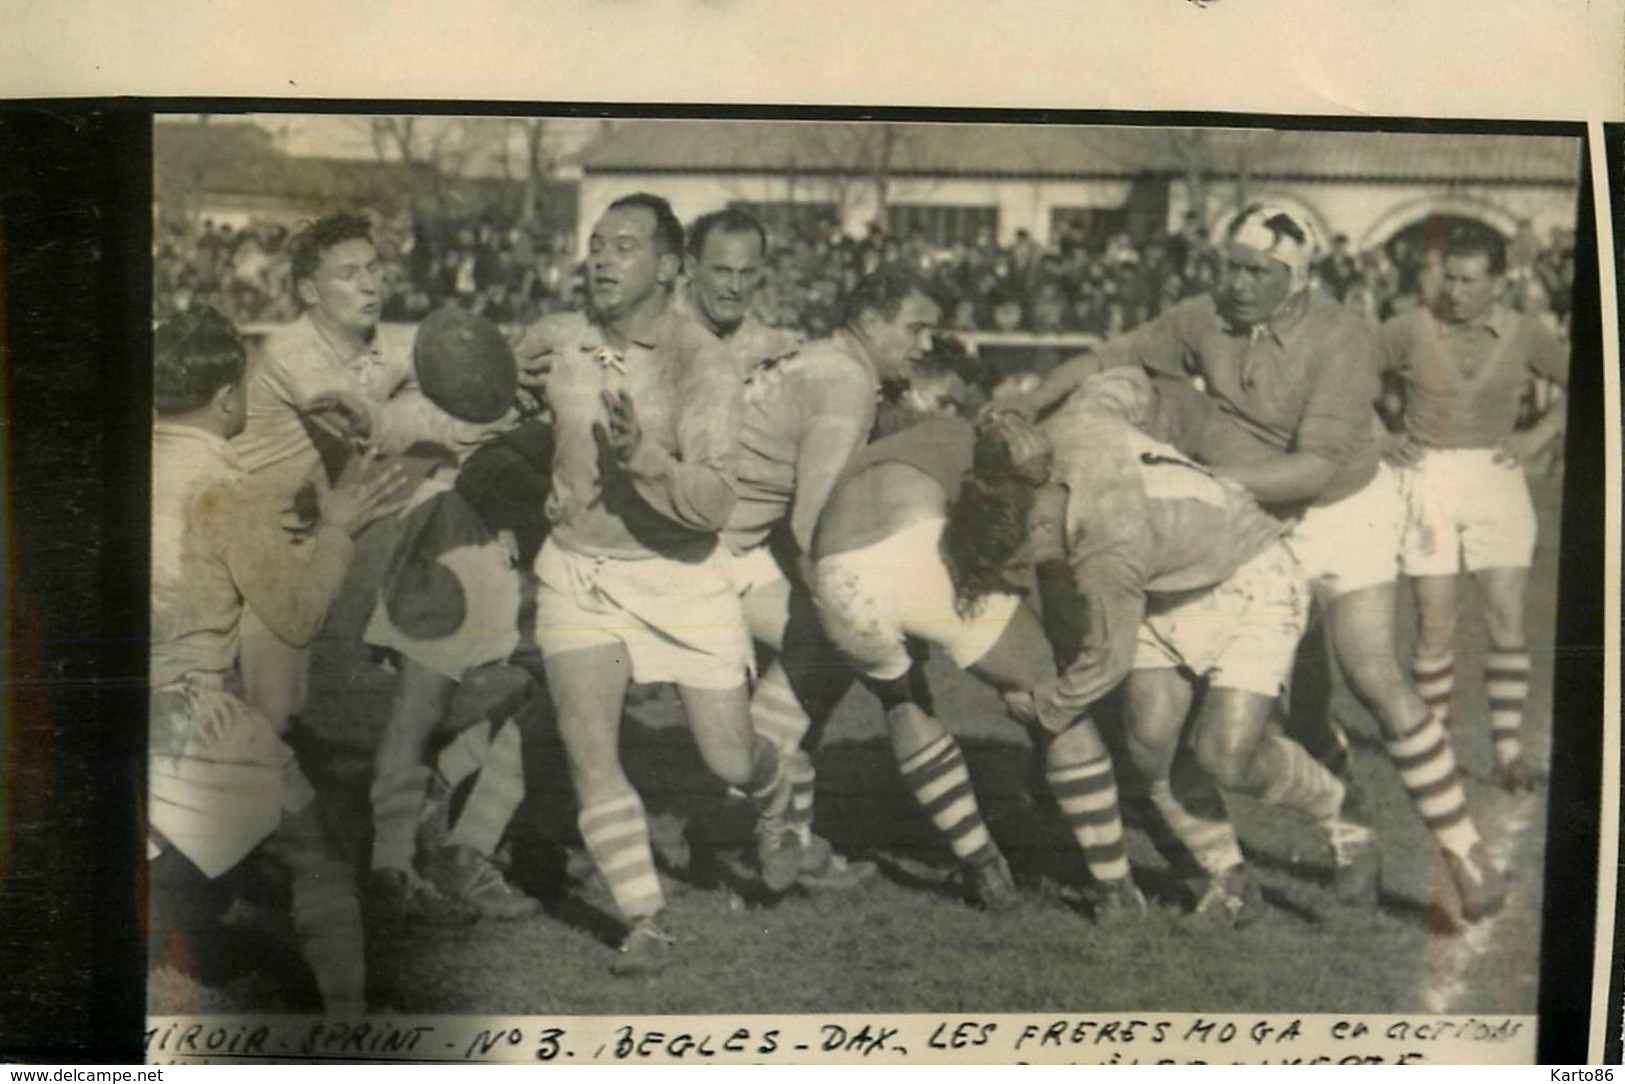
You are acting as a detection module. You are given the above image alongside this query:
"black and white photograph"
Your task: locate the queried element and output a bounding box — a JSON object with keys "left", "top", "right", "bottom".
{"left": 138, "top": 111, "right": 1601, "bottom": 1059}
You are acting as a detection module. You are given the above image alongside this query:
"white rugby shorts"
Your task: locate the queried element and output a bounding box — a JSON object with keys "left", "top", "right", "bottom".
{"left": 148, "top": 674, "right": 314, "bottom": 879}
{"left": 364, "top": 536, "right": 525, "bottom": 681}
{"left": 1285, "top": 462, "right": 1406, "bottom": 601}
{"left": 1397, "top": 448, "right": 1538, "bottom": 577}
{"left": 532, "top": 538, "right": 752, "bottom": 691}
{"left": 812, "top": 516, "right": 1020, "bottom": 682}
{"left": 1133, "top": 540, "right": 1309, "bottom": 698}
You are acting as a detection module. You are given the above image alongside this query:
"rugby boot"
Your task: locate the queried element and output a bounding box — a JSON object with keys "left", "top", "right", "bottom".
{"left": 1443, "top": 842, "right": 1508, "bottom": 924}
{"left": 966, "top": 851, "right": 1020, "bottom": 912}
{"left": 1324, "top": 777, "right": 1380, "bottom": 905}
{"left": 423, "top": 843, "right": 541, "bottom": 920}
{"left": 610, "top": 915, "right": 677, "bottom": 978}
{"left": 1497, "top": 753, "right": 1542, "bottom": 794}
{"left": 795, "top": 832, "right": 878, "bottom": 892}
{"left": 1091, "top": 876, "right": 1149, "bottom": 924}
{"left": 755, "top": 816, "right": 804, "bottom": 894}
{"left": 365, "top": 867, "right": 480, "bottom": 929}
{"left": 1190, "top": 863, "right": 1265, "bottom": 928}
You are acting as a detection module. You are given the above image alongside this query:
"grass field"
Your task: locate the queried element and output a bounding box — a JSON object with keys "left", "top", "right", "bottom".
{"left": 148, "top": 473, "right": 1564, "bottom": 1018}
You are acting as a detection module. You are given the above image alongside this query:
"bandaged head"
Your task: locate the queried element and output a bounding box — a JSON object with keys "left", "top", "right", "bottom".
{"left": 1224, "top": 203, "right": 1322, "bottom": 295}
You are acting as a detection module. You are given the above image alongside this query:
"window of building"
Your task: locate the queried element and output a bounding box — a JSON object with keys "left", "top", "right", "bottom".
{"left": 1050, "top": 207, "right": 1131, "bottom": 254}
{"left": 728, "top": 201, "right": 840, "bottom": 244}
{"left": 885, "top": 204, "right": 999, "bottom": 247}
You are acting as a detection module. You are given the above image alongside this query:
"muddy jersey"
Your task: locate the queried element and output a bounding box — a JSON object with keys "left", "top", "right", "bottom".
{"left": 526, "top": 308, "right": 741, "bottom": 562}
{"left": 725, "top": 330, "right": 881, "bottom": 554}
{"left": 1033, "top": 368, "right": 1289, "bottom": 729}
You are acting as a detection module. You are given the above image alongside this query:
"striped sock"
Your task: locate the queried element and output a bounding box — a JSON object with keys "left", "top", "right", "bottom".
{"left": 1046, "top": 755, "right": 1130, "bottom": 884}
{"left": 1485, "top": 647, "right": 1530, "bottom": 770}
{"left": 446, "top": 719, "right": 525, "bottom": 857}
{"left": 1386, "top": 717, "right": 1479, "bottom": 858}
{"left": 744, "top": 736, "right": 788, "bottom": 817}
{"left": 579, "top": 793, "right": 664, "bottom": 922}
{"left": 1413, "top": 650, "right": 1457, "bottom": 728}
{"left": 786, "top": 752, "right": 817, "bottom": 841}
{"left": 370, "top": 765, "right": 432, "bottom": 872}
{"left": 898, "top": 734, "right": 996, "bottom": 864}
{"left": 751, "top": 664, "right": 813, "bottom": 758}
{"left": 1148, "top": 779, "right": 1245, "bottom": 876}
{"left": 1253, "top": 734, "right": 1346, "bottom": 823}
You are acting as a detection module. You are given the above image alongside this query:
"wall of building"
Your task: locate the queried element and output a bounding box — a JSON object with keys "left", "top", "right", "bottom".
{"left": 1167, "top": 179, "right": 1579, "bottom": 249}
{"left": 578, "top": 173, "right": 1134, "bottom": 250}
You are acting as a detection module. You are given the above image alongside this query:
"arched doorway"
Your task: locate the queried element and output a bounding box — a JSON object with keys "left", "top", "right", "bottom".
{"left": 1381, "top": 213, "right": 1505, "bottom": 306}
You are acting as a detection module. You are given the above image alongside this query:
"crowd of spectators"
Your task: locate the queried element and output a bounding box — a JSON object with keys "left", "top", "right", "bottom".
{"left": 153, "top": 209, "right": 580, "bottom": 328}
{"left": 154, "top": 204, "right": 1577, "bottom": 342}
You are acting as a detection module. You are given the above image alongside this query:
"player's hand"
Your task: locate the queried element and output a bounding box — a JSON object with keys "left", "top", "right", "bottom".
{"left": 1381, "top": 432, "right": 1425, "bottom": 468}
{"left": 593, "top": 388, "right": 642, "bottom": 468}
{"left": 305, "top": 389, "right": 374, "bottom": 442}
{"left": 322, "top": 451, "right": 414, "bottom": 536}
{"left": 1493, "top": 429, "right": 1545, "bottom": 469}
{"left": 980, "top": 390, "right": 1041, "bottom": 425}
{"left": 1002, "top": 689, "right": 1039, "bottom": 727}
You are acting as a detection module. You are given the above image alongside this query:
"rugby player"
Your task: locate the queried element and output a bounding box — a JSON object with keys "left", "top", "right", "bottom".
{"left": 1378, "top": 228, "right": 1568, "bottom": 792}
{"left": 521, "top": 193, "right": 792, "bottom": 975}
{"left": 231, "top": 212, "right": 484, "bottom": 734}
{"left": 996, "top": 205, "right": 1507, "bottom": 921}
{"left": 958, "top": 368, "right": 1373, "bottom": 923}
{"left": 149, "top": 307, "right": 409, "bottom": 1012}
{"left": 725, "top": 261, "right": 941, "bottom": 891}
{"left": 680, "top": 208, "right": 803, "bottom": 375}
{"left": 807, "top": 408, "right": 1143, "bottom": 917}
{"left": 362, "top": 310, "right": 550, "bottom": 925}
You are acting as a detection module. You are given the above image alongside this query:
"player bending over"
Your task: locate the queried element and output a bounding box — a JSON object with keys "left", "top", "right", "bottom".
{"left": 955, "top": 368, "right": 1374, "bottom": 925}
{"left": 808, "top": 411, "right": 1143, "bottom": 918}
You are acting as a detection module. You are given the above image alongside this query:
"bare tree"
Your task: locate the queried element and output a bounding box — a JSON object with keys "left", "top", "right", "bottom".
{"left": 517, "top": 118, "right": 552, "bottom": 226}
{"left": 795, "top": 122, "right": 914, "bottom": 231}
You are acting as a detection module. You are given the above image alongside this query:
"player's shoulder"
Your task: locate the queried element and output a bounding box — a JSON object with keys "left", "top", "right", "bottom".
{"left": 1503, "top": 306, "right": 1562, "bottom": 348}
{"left": 257, "top": 315, "right": 322, "bottom": 372}
{"left": 665, "top": 310, "right": 745, "bottom": 387}
{"left": 520, "top": 310, "right": 592, "bottom": 350}
{"left": 1377, "top": 304, "right": 1429, "bottom": 337}
{"left": 1162, "top": 292, "right": 1223, "bottom": 331}
{"left": 1305, "top": 289, "right": 1374, "bottom": 334}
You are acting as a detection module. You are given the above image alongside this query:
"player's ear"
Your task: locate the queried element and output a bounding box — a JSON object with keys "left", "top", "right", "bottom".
{"left": 211, "top": 381, "right": 239, "bottom": 415}
{"left": 657, "top": 250, "right": 681, "bottom": 286}
{"left": 295, "top": 276, "right": 319, "bottom": 309}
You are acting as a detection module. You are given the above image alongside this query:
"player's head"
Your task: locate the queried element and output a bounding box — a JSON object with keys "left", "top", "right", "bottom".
{"left": 1218, "top": 203, "right": 1320, "bottom": 327}
{"left": 288, "top": 211, "right": 381, "bottom": 339}
{"left": 153, "top": 306, "right": 249, "bottom": 437}
{"left": 686, "top": 208, "right": 769, "bottom": 336}
{"left": 589, "top": 193, "right": 684, "bottom": 321}
{"left": 974, "top": 411, "right": 1053, "bottom": 486}
{"left": 843, "top": 265, "right": 941, "bottom": 382}
{"left": 942, "top": 474, "right": 1056, "bottom": 616}
{"left": 1434, "top": 227, "right": 1506, "bottom": 325}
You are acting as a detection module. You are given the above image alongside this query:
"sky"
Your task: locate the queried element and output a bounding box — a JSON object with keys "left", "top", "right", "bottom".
{"left": 155, "top": 113, "right": 610, "bottom": 174}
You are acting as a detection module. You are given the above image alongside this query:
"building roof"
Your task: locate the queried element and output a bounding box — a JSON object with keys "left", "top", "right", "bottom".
{"left": 578, "top": 121, "right": 1580, "bottom": 186}
{"left": 154, "top": 121, "right": 578, "bottom": 225}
